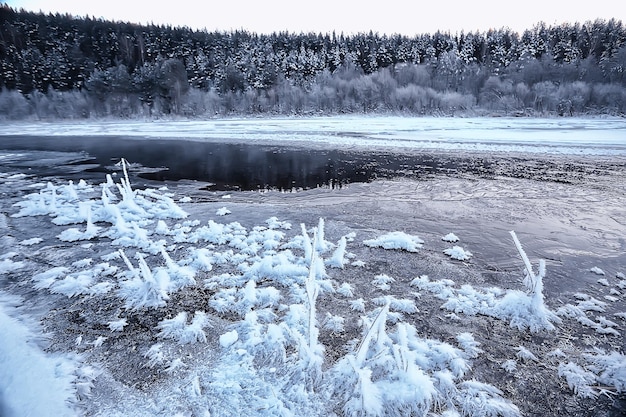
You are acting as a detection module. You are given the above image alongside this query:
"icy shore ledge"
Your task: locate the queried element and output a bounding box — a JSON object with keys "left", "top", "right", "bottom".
{"left": 2, "top": 115, "right": 626, "bottom": 155}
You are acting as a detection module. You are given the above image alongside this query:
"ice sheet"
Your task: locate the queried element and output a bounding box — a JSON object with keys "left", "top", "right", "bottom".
{"left": 2, "top": 116, "right": 625, "bottom": 155}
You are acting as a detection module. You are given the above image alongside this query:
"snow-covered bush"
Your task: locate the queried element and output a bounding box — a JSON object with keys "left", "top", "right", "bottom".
{"left": 107, "top": 318, "right": 127, "bottom": 332}
{"left": 498, "top": 232, "right": 561, "bottom": 332}
{"left": 350, "top": 298, "right": 366, "bottom": 312}
{"left": 301, "top": 243, "right": 326, "bottom": 378}
{"left": 556, "top": 294, "right": 620, "bottom": 336}
{"left": 501, "top": 360, "right": 517, "bottom": 373}
{"left": 456, "top": 333, "right": 482, "bottom": 359}
{"left": 371, "top": 274, "right": 395, "bottom": 291}
{"left": 210, "top": 280, "right": 282, "bottom": 317}
{"left": 144, "top": 343, "right": 166, "bottom": 368}
{"left": 336, "top": 282, "right": 355, "bottom": 298}
{"left": 57, "top": 202, "right": 100, "bottom": 241}
{"left": 455, "top": 380, "right": 521, "bottom": 417}
{"left": 585, "top": 351, "right": 626, "bottom": 393}
{"left": 515, "top": 345, "right": 538, "bottom": 362}
{"left": 558, "top": 362, "right": 599, "bottom": 398}
{"left": 9, "top": 167, "right": 545, "bottom": 416}
{"left": 323, "top": 312, "right": 345, "bottom": 332}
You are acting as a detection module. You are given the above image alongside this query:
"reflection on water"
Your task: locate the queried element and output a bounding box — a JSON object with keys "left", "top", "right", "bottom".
{"left": 0, "top": 136, "right": 485, "bottom": 190}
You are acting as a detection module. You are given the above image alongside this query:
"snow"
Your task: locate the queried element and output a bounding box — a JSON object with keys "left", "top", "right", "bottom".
{"left": 442, "top": 232, "right": 459, "bottom": 243}
{"left": 413, "top": 249, "right": 563, "bottom": 333}
{"left": 0, "top": 258, "right": 25, "bottom": 275}
{"left": 443, "top": 245, "right": 472, "bottom": 261}
{"left": 372, "top": 274, "right": 395, "bottom": 291}
{"left": 590, "top": 266, "right": 606, "bottom": 276}
{"left": 215, "top": 207, "right": 231, "bottom": 216}
{"left": 107, "top": 318, "right": 127, "bottom": 332}
{"left": 515, "top": 346, "right": 538, "bottom": 362}
{"left": 219, "top": 330, "right": 239, "bottom": 348}
{"left": 558, "top": 362, "right": 599, "bottom": 398}
{"left": 2, "top": 116, "right": 626, "bottom": 155}
{"left": 350, "top": 298, "right": 366, "bottom": 312}
{"left": 363, "top": 231, "right": 424, "bottom": 252}
{"left": 20, "top": 237, "right": 43, "bottom": 246}
{"left": 157, "top": 311, "right": 211, "bottom": 344}
{"left": 501, "top": 360, "right": 517, "bottom": 373}
{"left": 0, "top": 295, "right": 79, "bottom": 417}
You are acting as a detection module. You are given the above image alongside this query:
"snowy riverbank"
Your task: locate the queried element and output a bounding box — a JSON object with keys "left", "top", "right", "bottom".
{"left": 1, "top": 141, "right": 625, "bottom": 416}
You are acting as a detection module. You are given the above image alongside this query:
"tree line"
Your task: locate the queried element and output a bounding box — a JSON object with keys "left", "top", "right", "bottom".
{"left": 0, "top": 4, "right": 625, "bottom": 119}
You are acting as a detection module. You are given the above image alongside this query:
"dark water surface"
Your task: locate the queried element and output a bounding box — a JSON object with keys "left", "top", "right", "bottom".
{"left": 0, "top": 135, "right": 488, "bottom": 190}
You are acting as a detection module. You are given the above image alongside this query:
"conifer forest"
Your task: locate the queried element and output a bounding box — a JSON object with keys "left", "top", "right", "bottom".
{"left": 1, "top": 5, "right": 625, "bottom": 119}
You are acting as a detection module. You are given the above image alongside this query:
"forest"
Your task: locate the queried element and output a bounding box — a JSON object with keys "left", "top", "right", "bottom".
{"left": 0, "top": 4, "right": 625, "bottom": 119}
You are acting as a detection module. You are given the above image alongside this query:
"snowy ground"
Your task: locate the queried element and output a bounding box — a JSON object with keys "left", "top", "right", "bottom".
{"left": 1, "top": 117, "right": 625, "bottom": 417}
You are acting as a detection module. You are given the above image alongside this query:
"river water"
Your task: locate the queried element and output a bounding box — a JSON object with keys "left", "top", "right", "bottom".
{"left": 0, "top": 134, "right": 509, "bottom": 190}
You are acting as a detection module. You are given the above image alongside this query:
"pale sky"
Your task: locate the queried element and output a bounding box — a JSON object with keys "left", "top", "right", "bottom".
{"left": 5, "top": 0, "right": 626, "bottom": 36}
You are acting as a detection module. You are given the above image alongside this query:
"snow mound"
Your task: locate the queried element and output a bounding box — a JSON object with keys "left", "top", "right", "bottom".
{"left": 216, "top": 207, "right": 231, "bottom": 216}
{"left": 444, "top": 246, "right": 473, "bottom": 261}
{"left": 442, "top": 232, "right": 459, "bottom": 242}
{"left": 363, "top": 231, "right": 424, "bottom": 252}
{"left": 590, "top": 266, "right": 605, "bottom": 276}
{"left": 219, "top": 330, "right": 239, "bottom": 348}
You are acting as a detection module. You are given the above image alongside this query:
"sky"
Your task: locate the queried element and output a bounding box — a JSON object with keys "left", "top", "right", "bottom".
{"left": 5, "top": 0, "right": 626, "bottom": 36}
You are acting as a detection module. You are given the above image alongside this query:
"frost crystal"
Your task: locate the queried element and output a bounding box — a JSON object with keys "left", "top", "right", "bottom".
{"left": 515, "top": 346, "right": 538, "bottom": 362}
{"left": 501, "top": 360, "right": 517, "bottom": 373}
{"left": 108, "top": 318, "right": 128, "bottom": 332}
